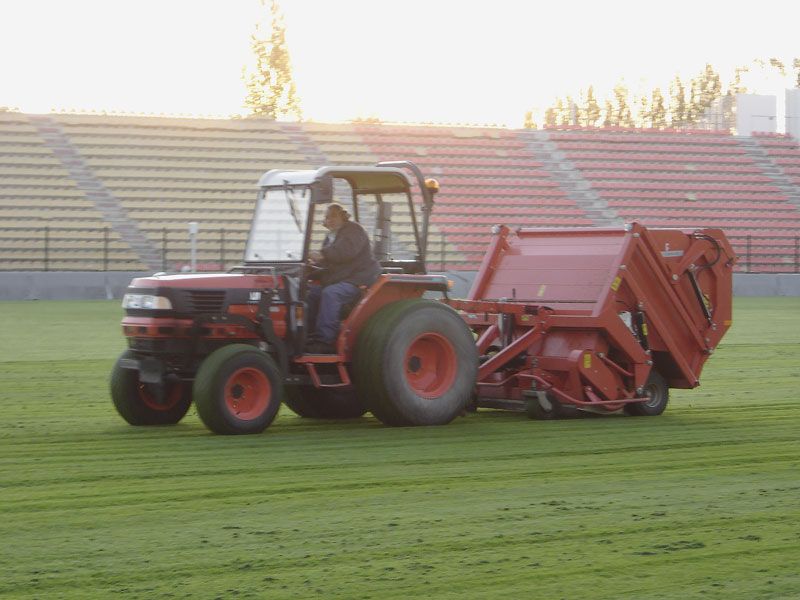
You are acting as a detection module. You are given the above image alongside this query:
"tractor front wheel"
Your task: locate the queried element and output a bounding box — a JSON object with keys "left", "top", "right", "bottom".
{"left": 110, "top": 350, "right": 192, "bottom": 426}
{"left": 194, "top": 345, "right": 282, "bottom": 434}
{"left": 353, "top": 299, "right": 478, "bottom": 426}
{"left": 625, "top": 371, "right": 669, "bottom": 416}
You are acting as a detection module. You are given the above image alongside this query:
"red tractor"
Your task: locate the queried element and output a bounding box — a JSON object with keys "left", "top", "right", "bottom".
{"left": 111, "top": 162, "right": 478, "bottom": 434}
{"left": 112, "top": 161, "right": 739, "bottom": 434}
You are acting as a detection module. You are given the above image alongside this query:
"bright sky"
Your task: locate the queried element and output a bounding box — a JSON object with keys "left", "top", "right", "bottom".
{"left": 1, "top": 0, "right": 798, "bottom": 127}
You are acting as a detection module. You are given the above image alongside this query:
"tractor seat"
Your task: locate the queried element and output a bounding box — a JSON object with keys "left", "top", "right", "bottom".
{"left": 338, "top": 285, "right": 369, "bottom": 320}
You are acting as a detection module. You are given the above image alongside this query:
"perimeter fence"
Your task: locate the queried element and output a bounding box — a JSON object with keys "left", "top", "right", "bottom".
{"left": 1, "top": 226, "right": 798, "bottom": 274}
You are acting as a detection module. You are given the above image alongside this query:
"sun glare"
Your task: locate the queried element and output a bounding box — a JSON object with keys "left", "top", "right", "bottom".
{"left": 1, "top": 0, "right": 798, "bottom": 126}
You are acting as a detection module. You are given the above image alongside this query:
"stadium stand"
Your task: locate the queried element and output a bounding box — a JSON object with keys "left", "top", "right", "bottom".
{"left": 539, "top": 125, "right": 800, "bottom": 272}
{"left": 354, "top": 123, "right": 592, "bottom": 269}
{"left": 0, "top": 112, "right": 149, "bottom": 270}
{"left": 1, "top": 114, "right": 799, "bottom": 273}
{"left": 50, "top": 114, "right": 311, "bottom": 270}
{"left": 292, "top": 122, "right": 376, "bottom": 167}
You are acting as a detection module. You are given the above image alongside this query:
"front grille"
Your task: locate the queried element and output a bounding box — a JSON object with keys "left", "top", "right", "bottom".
{"left": 186, "top": 290, "right": 227, "bottom": 313}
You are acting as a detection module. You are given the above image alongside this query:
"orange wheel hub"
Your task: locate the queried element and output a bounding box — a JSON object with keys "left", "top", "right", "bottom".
{"left": 404, "top": 332, "right": 458, "bottom": 399}
{"left": 224, "top": 367, "right": 271, "bottom": 420}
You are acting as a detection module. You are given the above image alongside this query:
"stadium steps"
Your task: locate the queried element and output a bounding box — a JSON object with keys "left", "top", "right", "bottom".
{"left": 736, "top": 137, "right": 800, "bottom": 210}
{"left": 275, "top": 122, "right": 362, "bottom": 225}
{"left": 277, "top": 123, "right": 375, "bottom": 216}
{"left": 278, "top": 122, "right": 329, "bottom": 167}
{"left": 277, "top": 122, "right": 355, "bottom": 205}
{"left": 518, "top": 130, "right": 623, "bottom": 227}
{"left": 26, "top": 115, "right": 162, "bottom": 271}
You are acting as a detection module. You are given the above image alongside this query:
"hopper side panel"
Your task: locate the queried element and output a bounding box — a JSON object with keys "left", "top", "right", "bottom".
{"left": 624, "top": 238, "right": 705, "bottom": 387}
{"left": 479, "top": 231, "right": 627, "bottom": 307}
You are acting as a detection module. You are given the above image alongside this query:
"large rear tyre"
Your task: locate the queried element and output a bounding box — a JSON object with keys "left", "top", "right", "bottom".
{"left": 625, "top": 371, "right": 669, "bottom": 416}
{"left": 110, "top": 349, "right": 192, "bottom": 425}
{"left": 194, "top": 344, "right": 282, "bottom": 434}
{"left": 353, "top": 299, "right": 478, "bottom": 426}
{"left": 284, "top": 386, "right": 367, "bottom": 419}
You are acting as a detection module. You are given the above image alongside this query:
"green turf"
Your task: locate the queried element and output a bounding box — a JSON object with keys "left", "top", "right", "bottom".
{"left": 0, "top": 297, "right": 798, "bottom": 599}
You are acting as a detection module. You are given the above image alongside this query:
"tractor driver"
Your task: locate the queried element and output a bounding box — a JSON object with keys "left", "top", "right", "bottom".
{"left": 305, "top": 203, "right": 380, "bottom": 354}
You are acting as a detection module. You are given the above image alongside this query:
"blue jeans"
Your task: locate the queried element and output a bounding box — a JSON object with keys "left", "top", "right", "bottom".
{"left": 305, "top": 281, "right": 361, "bottom": 344}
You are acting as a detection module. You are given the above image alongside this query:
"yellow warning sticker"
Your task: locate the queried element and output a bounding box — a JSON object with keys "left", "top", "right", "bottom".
{"left": 520, "top": 315, "right": 530, "bottom": 322}
{"left": 537, "top": 284, "right": 547, "bottom": 297}
{"left": 641, "top": 323, "right": 648, "bottom": 336}
{"left": 584, "top": 353, "right": 592, "bottom": 368}
{"left": 611, "top": 277, "right": 621, "bottom": 291}
{"left": 723, "top": 320, "right": 732, "bottom": 326}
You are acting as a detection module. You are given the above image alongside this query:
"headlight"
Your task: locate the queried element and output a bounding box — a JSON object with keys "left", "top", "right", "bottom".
{"left": 122, "top": 294, "right": 172, "bottom": 310}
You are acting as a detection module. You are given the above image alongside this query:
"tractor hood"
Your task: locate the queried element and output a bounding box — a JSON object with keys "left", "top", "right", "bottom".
{"left": 122, "top": 272, "right": 281, "bottom": 317}
{"left": 126, "top": 272, "right": 272, "bottom": 289}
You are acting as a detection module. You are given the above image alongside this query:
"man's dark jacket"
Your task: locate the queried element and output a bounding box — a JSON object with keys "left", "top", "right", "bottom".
{"left": 318, "top": 219, "right": 380, "bottom": 287}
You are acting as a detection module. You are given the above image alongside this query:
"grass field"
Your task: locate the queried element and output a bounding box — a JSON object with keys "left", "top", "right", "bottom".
{"left": 1, "top": 297, "right": 798, "bottom": 599}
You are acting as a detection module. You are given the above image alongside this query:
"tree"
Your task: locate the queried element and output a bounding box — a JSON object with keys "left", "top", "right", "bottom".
{"left": 636, "top": 91, "right": 650, "bottom": 128}
{"left": 585, "top": 85, "right": 601, "bottom": 127}
{"left": 603, "top": 100, "right": 614, "bottom": 127}
{"left": 686, "top": 75, "right": 702, "bottom": 125}
{"left": 530, "top": 56, "right": 800, "bottom": 130}
{"left": 557, "top": 97, "right": 570, "bottom": 125}
{"left": 769, "top": 58, "right": 786, "bottom": 77}
{"left": 544, "top": 98, "right": 560, "bottom": 127}
{"left": 565, "top": 95, "right": 580, "bottom": 126}
{"left": 523, "top": 110, "right": 536, "bottom": 129}
{"left": 650, "top": 88, "right": 667, "bottom": 128}
{"left": 730, "top": 65, "right": 749, "bottom": 95}
{"left": 613, "top": 80, "right": 632, "bottom": 127}
{"left": 243, "top": 0, "right": 302, "bottom": 119}
{"left": 700, "top": 63, "right": 722, "bottom": 112}
{"left": 684, "top": 63, "right": 723, "bottom": 127}
{"left": 670, "top": 75, "right": 687, "bottom": 127}
{"left": 717, "top": 92, "right": 737, "bottom": 131}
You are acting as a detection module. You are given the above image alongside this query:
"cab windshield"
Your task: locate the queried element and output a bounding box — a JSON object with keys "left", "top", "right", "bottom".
{"left": 244, "top": 186, "right": 310, "bottom": 262}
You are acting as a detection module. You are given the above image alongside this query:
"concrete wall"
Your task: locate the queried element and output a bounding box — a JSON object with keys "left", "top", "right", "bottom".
{"left": 786, "top": 88, "right": 800, "bottom": 142}
{"left": 0, "top": 272, "right": 153, "bottom": 301}
{"left": 731, "top": 273, "right": 800, "bottom": 296}
{"left": 1, "top": 271, "right": 798, "bottom": 301}
{"left": 736, "top": 94, "right": 777, "bottom": 135}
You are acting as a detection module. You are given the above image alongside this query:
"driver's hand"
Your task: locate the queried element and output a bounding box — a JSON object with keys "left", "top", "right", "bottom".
{"left": 309, "top": 251, "right": 323, "bottom": 263}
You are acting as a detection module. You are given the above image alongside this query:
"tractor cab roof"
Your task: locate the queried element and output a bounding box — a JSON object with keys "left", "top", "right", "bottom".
{"left": 257, "top": 165, "right": 413, "bottom": 198}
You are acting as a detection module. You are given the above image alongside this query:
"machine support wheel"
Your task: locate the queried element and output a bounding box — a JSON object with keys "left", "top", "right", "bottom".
{"left": 524, "top": 391, "right": 563, "bottom": 420}
{"left": 353, "top": 299, "right": 478, "bottom": 427}
{"left": 625, "top": 370, "right": 669, "bottom": 416}
{"left": 284, "top": 386, "right": 367, "bottom": 419}
{"left": 194, "top": 344, "right": 282, "bottom": 434}
{"left": 110, "top": 349, "right": 192, "bottom": 426}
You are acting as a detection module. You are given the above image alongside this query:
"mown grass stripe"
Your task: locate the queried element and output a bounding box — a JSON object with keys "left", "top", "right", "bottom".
{"left": 1, "top": 297, "right": 798, "bottom": 599}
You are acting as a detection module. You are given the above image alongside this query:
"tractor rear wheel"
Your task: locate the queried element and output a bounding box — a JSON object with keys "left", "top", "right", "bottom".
{"left": 110, "top": 349, "right": 192, "bottom": 425}
{"left": 353, "top": 299, "right": 478, "bottom": 426}
{"left": 284, "top": 386, "right": 367, "bottom": 419}
{"left": 625, "top": 370, "right": 669, "bottom": 416}
{"left": 194, "top": 344, "right": 282, "bottom": 434}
